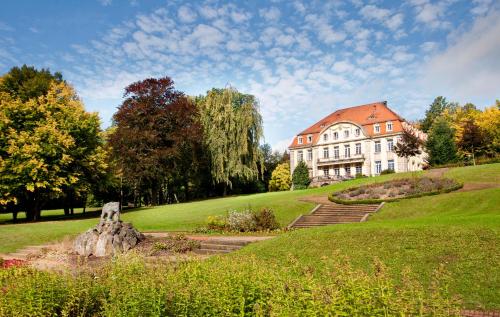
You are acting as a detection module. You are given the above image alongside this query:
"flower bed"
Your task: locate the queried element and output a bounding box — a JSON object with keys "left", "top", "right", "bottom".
{"left": 329, "top": 177, "right": 463, "bottom": 205}
{"left": 196, "top": 208, "right": 280, "bottom": 233}
{"left": 0, "top": 258, "right": 26, "bottom": 269}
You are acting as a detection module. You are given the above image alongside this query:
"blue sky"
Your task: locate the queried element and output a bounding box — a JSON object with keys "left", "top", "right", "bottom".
{"left": 1, "top": 0, "right": 499, "bottom": 150}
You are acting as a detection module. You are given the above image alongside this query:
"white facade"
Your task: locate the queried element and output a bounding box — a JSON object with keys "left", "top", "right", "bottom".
{"left": 289, "top": 121, "right": 426, "bottom": 180}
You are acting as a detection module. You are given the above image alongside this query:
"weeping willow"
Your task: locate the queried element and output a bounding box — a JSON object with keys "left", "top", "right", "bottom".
{"left": 198, "top": 87, "right": 264, "bottom": 190}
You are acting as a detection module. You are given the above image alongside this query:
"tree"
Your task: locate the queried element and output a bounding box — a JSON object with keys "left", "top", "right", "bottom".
{"left": 268, "top": 163, "right": 291, "bottom": 191}
{"left": 109, "top": 77, "right": 202, "bottom": 205}
{"left": 395, "top": 125, "right": 423, "bottom": 171}
{"left": 421, "top": 96, "right": 453, "bottom": 133}
{"left": 475, "top": 105, "right": 500, "bottom": 156}
{"left": 456, "top": 118, "right": 485, "bottom": 165}
{"left": 260, "top": 143, "right": 285, "bottom": 190}
{"left": 292, "top": 161, "right": 310, "bottom": 190}
{"left": 197, "top": 87, "right": 264, "bottom": 195}
{"left": 425, "top": 118, "right": 457, "bottom": 166}
{"left": 0, "top": 81, "right": 106, "bottom": 221}
{"left": 0, "top": 65, "right": 63, "bottom": 102}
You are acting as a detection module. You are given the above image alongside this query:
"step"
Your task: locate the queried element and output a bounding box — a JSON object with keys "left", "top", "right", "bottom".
{"left": 202, "top": 239, "right": 250, "bottom": 246}
{"left": 313, "top": 211, "right": 368, "bottom": 216}
{"left": 193, "top": 248, "right": 233, "bottom": 255}
{"left": 301, "top": 216, "right": 364, "bottom": 221}
{"left": 199, "top": 243, "right": 242, "bottom": 251}
{"left": 318, "top": 206, "right": 379, "bottom": 211}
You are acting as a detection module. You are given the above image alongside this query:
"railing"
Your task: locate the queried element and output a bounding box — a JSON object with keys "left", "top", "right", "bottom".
{"left": 317, "top": 153, "right": 364, "bottom": 164}
{"left": 311, "top": 175, "right": 354, "bottom": 182}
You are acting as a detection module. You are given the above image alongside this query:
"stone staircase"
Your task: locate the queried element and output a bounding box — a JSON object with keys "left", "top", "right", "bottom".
{"left": 0, "top": 245, "right": 48, "bottom": 261}
{"left": 192, "top": 237, "right": 272, "bottom": 255}
{"left": 289, "top": 203, "right": 383, "bottom": 228}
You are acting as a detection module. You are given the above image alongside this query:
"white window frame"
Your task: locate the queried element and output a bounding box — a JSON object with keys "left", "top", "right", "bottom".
{"left": 298, "top": 150, "right": 303, "bottom": 162}
{"left": 355, "top": 128, "right": 360, "bottom": 136}
{"left": 375, "top": 160, "right": 382, "bottom": 174}
{"left": 323, "top": 133, "right": 328, "bottom": 141}
{"left": 375, "top": 141, "right": 381, "bottom": 153}
{"left": 323, "top": 167, "right": 329, "bottom": 176}
{"left": 334, "top": 167, "right": 340, "bottom": 176}
{"left": 333, "top": 132, "right": 338, "bottom": 140}
{"left": 386, "top": 121, "right": 393, "bottom": 132}
{"left": 333, "top": 146, "right": 339, "bottom": 158}
{"left": 344, "top": 145, "right": 350, "bottom": 157}
{"left": 387, "top": 138, "right": 394, "bottom": 152}
{"left": 356, "top": 165, "right": 362, "bottom": 175}
{"left": 307, "top": 135, "right": 312, "bottom": 143}
{"left": 344, "top": 130, "right": 349, "bottom": 138}
{"left": 374, "top": 124, "right": 380, "bottom": 134}
{"left": 307, "top": 149, "right": 313, "bottom": 161}
{"left": 388, "top": 159, "right": 395, "bottom": 171}
{"left": 355, "top": 143, "right": 361, "bottom": 155}
{"left": 298, "top": 136, "right": 303, "bottom": 144}
{"left": 323, "top": 147, "right": 329, "bottom": 159}
{"left": 345, "top": 166, "right": 351, "bottom": 176}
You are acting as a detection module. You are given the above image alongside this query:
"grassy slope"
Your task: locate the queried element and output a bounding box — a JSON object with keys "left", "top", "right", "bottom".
{"left": 0, "top": 173, "right": 411, "bottom": 253}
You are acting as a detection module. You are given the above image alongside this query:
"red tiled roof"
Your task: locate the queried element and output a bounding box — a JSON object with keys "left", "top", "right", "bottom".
{"left": 289, "top": 101, "right": 405, "bottom": 149}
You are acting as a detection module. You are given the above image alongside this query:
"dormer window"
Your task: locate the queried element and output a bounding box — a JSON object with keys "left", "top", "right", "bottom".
{"left": 386, "top": 121, "right": 393, "bottom": 132}
{"left": 298, "top": 136, "right": 303, "bottom": 144}
{"left": 355, "top": 128, "right": 360, "bottom": 136}
{"left": 323, "top": 133, "right": 328, "bottom": 141}
{"left": 307, "top": 135, "right": 312, "bottom": 143}
{"left": 374, "top": 124, "right": 380, "bottom": 134}
{"left": 344, "top": 130, "right": 349, "bottom": 138}
{"left": 333, "top": 132, "right": 338, "bottom": 140}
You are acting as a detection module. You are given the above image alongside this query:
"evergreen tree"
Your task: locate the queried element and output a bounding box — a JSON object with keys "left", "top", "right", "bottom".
{"left": 421, "top": 96, "right": 450, "bottom": 133}
{"left": 268, "top": 163, "right": 291, "bottom": 191}
{"left": 426, "top": 118, "right": 457, "bottom": 166}
{"left": 292, "top": 161, "right": 310, "bottom": 190}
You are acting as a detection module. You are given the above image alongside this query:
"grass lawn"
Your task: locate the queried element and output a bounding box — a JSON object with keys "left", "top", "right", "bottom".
{"left": 0, "top": 164, "right": 499, "bottom": 309}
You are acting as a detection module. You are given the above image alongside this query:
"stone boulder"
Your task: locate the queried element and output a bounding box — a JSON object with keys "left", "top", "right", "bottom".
{"left": 73, "top": 202, "right": 145, "bottom": 257}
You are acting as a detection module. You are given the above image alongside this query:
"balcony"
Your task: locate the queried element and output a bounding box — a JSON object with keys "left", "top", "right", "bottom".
{"left": 317, "top": 153, "right": 365, "bottom": 165}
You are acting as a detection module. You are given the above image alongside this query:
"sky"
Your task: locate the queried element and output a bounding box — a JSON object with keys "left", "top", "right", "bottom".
{"left": 1, "top": 0, "right": 499, "bottom": 151}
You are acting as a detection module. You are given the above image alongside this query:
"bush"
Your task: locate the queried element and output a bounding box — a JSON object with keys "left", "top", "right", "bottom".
{"left": 268, "top": 163, "right": 292, "bottom": 191}
{"left": 292, "top": 161, "right": 310, "bottom": 189}
{"left": 380, "top": 169, "right": 395, "bottom": 175}
{"left": 207, "top": 215, "right": 227, "bottom": 231}
{"left": 253, "top": 208, "right": 280, "bottom": 231}
{"left": 227, "top": 210, "right": 257, "bottom": 232}
{"left": 0, "top": 254, "right": 462, "bottom": 316}
{"left": 152, "top": 235, "right": 200, "bottom": 254}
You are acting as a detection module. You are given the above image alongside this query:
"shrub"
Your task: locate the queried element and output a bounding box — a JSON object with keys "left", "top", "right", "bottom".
{"left": 207, "top": 215, "right": 227, "bottom": 231}
{"left": 355, "top": 173, "right": 367, "bottom": 178}
{"left": 380, "top": 169, "right": 395, "bottom": 175}
{"left": 227, "top": 210, "right": 257, "bottom": 232}
{"left": 152, "top": 235, "right": 200, "bottom": 254}
{"left": 292, "top": 161, "right": 310, "bottom": 189}
{"left": 253, "top": 208, "right": 280, "bottom": 231}
{"left": 268, "top": 163, "right": 292, "bottom": 191}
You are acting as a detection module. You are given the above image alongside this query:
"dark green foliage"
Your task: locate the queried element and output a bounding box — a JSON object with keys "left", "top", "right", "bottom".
{"left": 292, "top": 161, "right": 310, "bottom": 189}
{"left": 426, "top": 118, "right": 458, "bottom": 166}
{"left": 421, "top": 96, "right": 455, "bottom": 132}
{"left": 253, "top": 208, "right": 280, "bottom": 230}
{"left": 0, "top": 65, "right": 63, "bottom": 102}
{"left": 380, "top": 169, "right": 395, "bottom": 175}
{"left": 457, "top": 119, "right": 486, "bottom": 162}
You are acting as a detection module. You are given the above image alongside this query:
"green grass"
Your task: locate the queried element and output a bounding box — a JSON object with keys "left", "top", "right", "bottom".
{"left": 0, "top": 163, "right": 499, "bottom": 310}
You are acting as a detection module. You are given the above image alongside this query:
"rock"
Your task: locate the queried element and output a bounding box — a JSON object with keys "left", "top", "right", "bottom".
{"left": 72, "top": 202, "right": 145, "bottom": 257}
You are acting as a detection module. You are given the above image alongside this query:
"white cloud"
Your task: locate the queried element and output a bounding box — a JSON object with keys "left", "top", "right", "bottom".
{"left": 421, "top": 9, "right": 500, "bottom": 102}
{"left": 98, "top": 0, "right": 112, "bottom": 6}
{"left": 386, "top": 13, "right": 404, "bottom": 31}
{"left": 260, "top": 7, "right": 281, "bottom": 22}
{"left": 332, "top": 60, "right": 354, "bottom": 73}
{"left": 178, "top": 6, "right": 197, "bottom": 23}
{"left": 360, "top": 5, "right": 391, "bottom": 20}
{"left": 410, "top": 0, "right": 451, "bottom": 30}
{"left": 471, "top": 0, "right": 493, "bottom": 16}
{"left": 304, "top": 14, "right": 346, "bottom": 44}
{"left": 420, "top": 41, "right": 438, "bottom": 52}
{"left": 199, "top": 5, "right": 218, "bottom": 19}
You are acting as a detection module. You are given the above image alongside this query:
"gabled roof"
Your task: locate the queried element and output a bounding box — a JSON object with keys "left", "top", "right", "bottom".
{"left": 289, "top": 101, "right": 406, "bottom": 149}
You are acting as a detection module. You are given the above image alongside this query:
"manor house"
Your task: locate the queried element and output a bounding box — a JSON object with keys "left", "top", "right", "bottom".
{"left": 289, "top": 102, "right": 427, "bottom": 183}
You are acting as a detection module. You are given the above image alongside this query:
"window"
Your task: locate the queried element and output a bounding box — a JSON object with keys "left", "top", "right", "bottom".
{"left": 323, "top": 147, "right": 329, "bottom": 158}
{"left": 388, "top": 159, "right": 395, "bottom": 171}
{"left": 323, "top": 133, "right": 328, "bottom": 141}
{"left": 386, "top": 121, "right": 393, "bottom": 132}
{"left": 344, "top": 145, "right": 350, "bottom": 157}
{"left": 334, "top": 168, "right": 340, "bottom": 176}
{"left": 298, "top": 136, "right": 303, "bottom": 144}
{"left": 356, "top": 165, "right": 362, "bottom": 175}
{"left": 307, "top": 135, "right": 312, "bottom": 143}
{"left": 344, "top": 130, "right": 349, "bottom": 138}
{"left": 333, "top": 146, "right": 339, "bottom": 159}
{"left": 375, "top": 141, "right": 381, "bottom": 153}
{"left": 387, "top": 139, "right": 394, "bottom": 152}
{"left": 355, "top": 128, "right": 360, "bottom": 136}
{"left": 374, "top": 124, "right": 380, "bottom": 134}
{"left": 323, "top": 167, "right": 329, "bottom": 177}
{"left": 375, "top": 160, "right": 382, "bottom": 174}
{"left": 298, "top": 150, "right": 303, "bottom": 162}
{"left": 333, "top": 132, "right": 338, "bottom": 140}
{"left": 307, "top": 149, "right": 313, "bottom": 161}
{"left": 345, "top": 166, "right": 351, "bottom": 176}
{"left": 355, "top": 143, "right": 361, "bottom": 155}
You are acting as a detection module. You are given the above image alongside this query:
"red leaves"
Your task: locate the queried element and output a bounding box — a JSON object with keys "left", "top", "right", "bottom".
{"left": 1, "top": 259, "right": 26, "bottom": 269}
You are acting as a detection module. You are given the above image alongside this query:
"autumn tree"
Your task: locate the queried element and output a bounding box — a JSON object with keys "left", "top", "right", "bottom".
{"left": 395, "top": 125, "right": 424, "bottom": 171}
{"left": 0, "top": 81, "right": 106, "bottom": 221}
{"left": 197, "top": 87, "right": 264, "bottom": 195}
{"left": 109, "top": 77, "right": 202, "bottom": 205}
{"left": 475, "top": 105, "right": 500, "bottom": 156}
{"left": 268, "top": 163, "right": 291, "bottom": 191}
